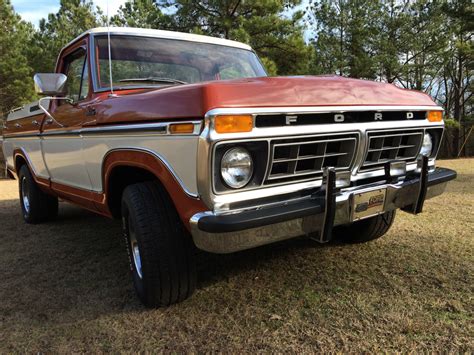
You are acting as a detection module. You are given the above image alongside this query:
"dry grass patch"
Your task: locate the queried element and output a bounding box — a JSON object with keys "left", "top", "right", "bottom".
{"left": 0, "top": 159, "right": 472, "bottom": 352}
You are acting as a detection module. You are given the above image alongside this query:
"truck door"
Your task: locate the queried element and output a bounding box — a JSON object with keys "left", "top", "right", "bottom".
{"left": 41, "top": 45, "right": 93, "bottom": 191}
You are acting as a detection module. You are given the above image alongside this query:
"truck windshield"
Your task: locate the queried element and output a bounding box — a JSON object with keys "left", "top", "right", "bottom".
{"left": 94, "top": 35, "right": 267, "bottom": 90}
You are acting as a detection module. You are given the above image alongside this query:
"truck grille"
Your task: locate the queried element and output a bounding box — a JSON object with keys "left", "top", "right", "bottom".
{"left": 361, "top": 130, "right": 423, "bottom": 171}
{"left": 265, "top": 134, "right": 357, "bottom": 184}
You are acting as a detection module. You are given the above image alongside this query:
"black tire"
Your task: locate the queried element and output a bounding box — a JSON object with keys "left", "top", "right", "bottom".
{"left": 333, "top": 210, "right": 396, "bottom": 243}
{"left": 18, "top": 165, "right": 58, "bottom": 224}
{"left": 121, "top": 181, "right": 197, "bottom": 307}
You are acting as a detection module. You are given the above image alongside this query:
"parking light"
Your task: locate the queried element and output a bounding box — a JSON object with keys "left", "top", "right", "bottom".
{"left": 427, "top": 111, "right": 443, "bottom": 122}
{"left": 215, "top": 115, "right": 253, "bottom": 133}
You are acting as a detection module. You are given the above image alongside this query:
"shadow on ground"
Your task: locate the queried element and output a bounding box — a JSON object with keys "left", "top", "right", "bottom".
{"left": 0, "top": 197, "right": 330, "bottom": 323}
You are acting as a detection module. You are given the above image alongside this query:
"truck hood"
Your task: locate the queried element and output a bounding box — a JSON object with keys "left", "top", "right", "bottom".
{"left": 94, "top": 75, "right": 437, "bottom": 124}
{"left": 202, "top": 75, "right": 437, "bottom": 109}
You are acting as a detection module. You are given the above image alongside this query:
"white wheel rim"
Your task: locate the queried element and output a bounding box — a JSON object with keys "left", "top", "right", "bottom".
{"left": 128, "top": 215, "right": 143, "bottom": 279}
{"left": 21, "top": 176, "right": 30, "bottom": 214}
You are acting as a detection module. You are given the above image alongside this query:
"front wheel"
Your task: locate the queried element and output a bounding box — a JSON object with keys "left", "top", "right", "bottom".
{"left": 18, "top": 165, "right": 58, "bottom": 224}
{"left": 121, "top": 181, "right": 197, "bottom": 307}
{"left": 333, "top": 210, "right": 396, "bottom": 243}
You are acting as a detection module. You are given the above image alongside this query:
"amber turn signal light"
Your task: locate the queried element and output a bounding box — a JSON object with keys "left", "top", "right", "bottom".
{"left": 427, "top": 111, "right": 443, "bottom": 122}
{"left": 169, "top": 123, "right": 195, "bottom": 134}
{"left": 215, "top": 115, "right": 253, "bottom": 133}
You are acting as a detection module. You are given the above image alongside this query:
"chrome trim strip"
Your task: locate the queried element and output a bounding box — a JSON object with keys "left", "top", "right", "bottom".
{"left": 2, "top": 134, "right": 40, "bottom": 139}
{"left": 3, "top": 121, "right": 202, "bottom": 139}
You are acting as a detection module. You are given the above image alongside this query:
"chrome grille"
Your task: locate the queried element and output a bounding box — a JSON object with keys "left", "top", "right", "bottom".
{"left": 361, "top": 130, "right": 423, "bottom": 171}
{"left": 265, "top": 134, "right": 357, "bottom": 184}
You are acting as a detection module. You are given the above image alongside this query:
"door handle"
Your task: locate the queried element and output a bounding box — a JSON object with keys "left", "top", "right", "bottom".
{"left": 45, "top": 118, "right": 54, "bottom": 125}
{"left": 85, "top": 106, "right": 96, "bottom": 116}
{"left": 32, "top": 120, "right": 40, "bottom": 126}
{"left": 14, "top": 123, "right": 22, "bottom": 128}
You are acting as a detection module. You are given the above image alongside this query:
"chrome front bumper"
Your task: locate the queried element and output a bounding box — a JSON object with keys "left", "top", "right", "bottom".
{"left": 189, "top": 166, "right": 456, "bottom": 254}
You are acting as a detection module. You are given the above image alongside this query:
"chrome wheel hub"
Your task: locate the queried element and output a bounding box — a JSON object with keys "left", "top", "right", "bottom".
{"left": 21, "top": 176, "right": 30, "bottom": 213}
{"left": 128, "top": 216, "right": 143, "bottom": 279}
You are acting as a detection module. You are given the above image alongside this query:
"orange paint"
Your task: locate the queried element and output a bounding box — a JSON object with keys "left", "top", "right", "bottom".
{"left": 102, "top": 150, "right": 207, "bottom": 229}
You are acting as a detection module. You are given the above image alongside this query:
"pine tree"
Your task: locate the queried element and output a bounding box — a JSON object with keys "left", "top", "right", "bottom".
{"left": 27, "top": 0, "right": 100, "bottom": 74}
{"left": 112, "top": 0, "right": 169, "bottom": 28}
{"left": 0, "top": 0, "right": 35, "bottom": 115}
{"left": 308, "top": 0, "right": 381, "bottom": 79}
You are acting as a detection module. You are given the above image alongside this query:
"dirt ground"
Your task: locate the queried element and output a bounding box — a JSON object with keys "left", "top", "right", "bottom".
{"left": 0, "top": 159, "right": 472, "bottom": 352}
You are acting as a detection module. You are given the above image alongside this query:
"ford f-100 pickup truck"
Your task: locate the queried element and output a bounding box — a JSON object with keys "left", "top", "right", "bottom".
{"left": 2, "top": 27, "right": 457, "bottom": 307}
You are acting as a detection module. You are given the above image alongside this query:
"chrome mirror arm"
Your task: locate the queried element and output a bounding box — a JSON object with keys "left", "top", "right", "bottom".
{"left": 38, "top": 97, "right": 72, "bottom": 128}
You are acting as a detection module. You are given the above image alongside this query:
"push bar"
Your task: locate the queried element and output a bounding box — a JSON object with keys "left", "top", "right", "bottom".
{"left": 402, "top": 155, "right": 429, "bottom": 214}
{"left": 318, "top": 167, "right": 337, "bottom": 243}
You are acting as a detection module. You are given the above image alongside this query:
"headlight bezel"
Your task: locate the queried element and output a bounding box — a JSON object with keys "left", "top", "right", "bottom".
{"left": 425, "top": 128, "right": 443, "bottom": 159}
{"left": 212, "top": 140, "right": 269, "bottom": 194}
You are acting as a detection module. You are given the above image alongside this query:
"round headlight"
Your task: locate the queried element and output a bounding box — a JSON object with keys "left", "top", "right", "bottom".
{"left": 221, "top": 147, "right": 253, "bottom": 189}
{"left": 420, "top": 133, "right": 433, "bottom": 157}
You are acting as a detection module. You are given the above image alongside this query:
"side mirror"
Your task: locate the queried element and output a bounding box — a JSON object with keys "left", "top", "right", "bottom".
{"left": 33, "top": 73, "right": 67, "bottom": 96}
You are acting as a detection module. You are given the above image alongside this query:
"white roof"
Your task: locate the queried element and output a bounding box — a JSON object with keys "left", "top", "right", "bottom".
{"left": 64, "top": 27, "right": 253, "bottom": 51}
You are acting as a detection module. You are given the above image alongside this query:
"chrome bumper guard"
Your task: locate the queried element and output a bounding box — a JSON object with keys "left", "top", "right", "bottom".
{"left": 190, "top": 161, "right": 456, "bottom": 254}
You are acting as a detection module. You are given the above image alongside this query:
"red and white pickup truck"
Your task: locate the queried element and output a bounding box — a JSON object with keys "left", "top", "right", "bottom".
{"left": 2, "top": 27, "right": 456, "bottom": 307}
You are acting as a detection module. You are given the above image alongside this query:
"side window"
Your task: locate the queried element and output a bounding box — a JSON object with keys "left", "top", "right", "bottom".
{"left": 80, "top": 60, "right": 89, "bottom": 100}
{"left": 63, "top": 50, "right": 89, "bottom": 103}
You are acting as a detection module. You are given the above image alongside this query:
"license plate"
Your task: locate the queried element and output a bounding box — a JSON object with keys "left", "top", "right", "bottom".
{"left": 352, "top": 188, "right": 387, "bottom": 221}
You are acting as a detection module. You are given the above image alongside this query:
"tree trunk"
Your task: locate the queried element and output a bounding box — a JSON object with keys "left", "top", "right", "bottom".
{"left": 452, "top": 54, "right": 463, "bottom": 155}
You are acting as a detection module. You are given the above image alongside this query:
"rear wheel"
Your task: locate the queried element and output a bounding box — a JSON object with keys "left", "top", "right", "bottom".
{"left": 333, "top": 210, "right": 396, "bottom": 243}
{"left": 18, "top": 165, "right": 58, "bottom": 224}
{"left": 121, "top": 181, "right": 196, "bottom": 307}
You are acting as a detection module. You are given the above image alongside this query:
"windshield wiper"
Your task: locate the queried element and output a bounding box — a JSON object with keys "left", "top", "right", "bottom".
{"left": 118, "top": 77, "right": 188, "bottom": 85}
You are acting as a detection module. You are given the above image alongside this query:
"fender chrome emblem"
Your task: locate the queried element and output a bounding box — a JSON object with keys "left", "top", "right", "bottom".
{"left": 285, "top": 115, "right": 298, "bottom": 125}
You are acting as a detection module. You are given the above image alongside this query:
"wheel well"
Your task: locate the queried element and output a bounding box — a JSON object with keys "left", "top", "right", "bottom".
{"left": 107, "top": 166, "right": 158, "bottom": 218}
{"left": 15, "top": 155, "right": 27, "bottom": 174}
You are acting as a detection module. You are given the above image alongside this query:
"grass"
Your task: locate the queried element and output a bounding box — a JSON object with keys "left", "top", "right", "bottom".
{"left": 0, "top": 159, "right": 472, "bottom": 352}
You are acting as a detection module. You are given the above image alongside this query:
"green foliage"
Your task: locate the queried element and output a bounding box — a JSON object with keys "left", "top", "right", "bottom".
{"left": 0, "top": 0, "right": 36, "bottom": 115}
{"left": 111, "top": 0, "right": 169, "bottom": 28}
{"left": 28, "top": 0, "right": 100, "bottom": 74}
{"left": 444, "top": 118, "right": 461, "bottom": 129}
{"left": 259, "top": 57, "right": 278, "bottom": 76}
{"left": 309, "top": 0, "right": 382, "bottom": 79}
